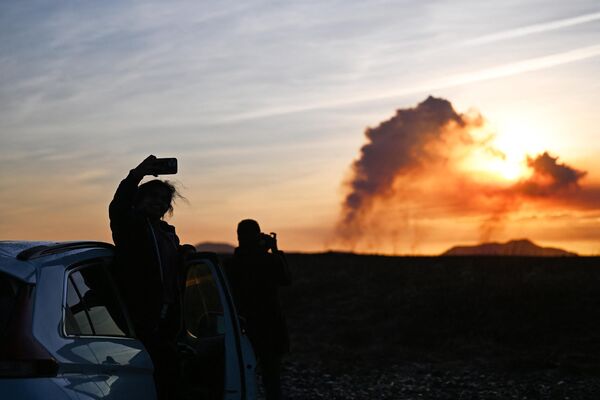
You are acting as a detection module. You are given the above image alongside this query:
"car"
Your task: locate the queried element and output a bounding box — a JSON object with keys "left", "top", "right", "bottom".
{"left": 0, "top": 241, "right": 257, "bottom": 400}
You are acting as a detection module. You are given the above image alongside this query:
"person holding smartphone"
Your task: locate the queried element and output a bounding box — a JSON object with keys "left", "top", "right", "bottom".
{"left": 225, "top": 219, "right": 292, "bottom": 400}
{"left": 109, "top": 155, "right": 194, "bottom": 400}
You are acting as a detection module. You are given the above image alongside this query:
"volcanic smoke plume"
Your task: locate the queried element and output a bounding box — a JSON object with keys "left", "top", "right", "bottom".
{"left": 336, "top": 96, "right": 595, "bottom": 252}
{"left": 519, "top": 152, "right": 586, "bottom": 196}
{"left": 343, "top": 96, "right": 473, "bottom": 221}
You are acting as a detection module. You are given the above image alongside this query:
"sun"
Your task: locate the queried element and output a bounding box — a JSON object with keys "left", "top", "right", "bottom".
{"left": 460, "top": 120, "right": 541, "bottom": 183}
{"left": 484, "top": 152, "right": 530, "bottom": 181}
{"left": 463, "top": 147, "right": 530, "bottom": 182}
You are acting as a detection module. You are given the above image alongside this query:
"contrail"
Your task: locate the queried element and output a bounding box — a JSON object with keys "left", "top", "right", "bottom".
{"left": 223, "top": 44, "right": 600, "bottom": 123}
{"left": 443, "top": 44, "right": 600, "bottom": 87}
{"left": 462, "top": 11, "right": 600, "bottom": 46}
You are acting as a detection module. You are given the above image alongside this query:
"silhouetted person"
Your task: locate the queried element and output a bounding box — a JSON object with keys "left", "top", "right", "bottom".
{"left": 225, "top": 219, "right": 291, "bottom": 400}
{"left": 109, "top": 155, "right": 194, "bottom": 400}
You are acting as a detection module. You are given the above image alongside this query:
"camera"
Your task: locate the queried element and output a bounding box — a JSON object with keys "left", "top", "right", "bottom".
{"left": 259, "top": 232, "right": 277, "bottom": 250}
{"left": 153, "top": 158, "right": 178, "bottom": 175}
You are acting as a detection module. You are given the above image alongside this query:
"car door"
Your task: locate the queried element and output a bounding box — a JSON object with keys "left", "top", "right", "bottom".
{"left": 62, "top": 259, "right": 156, "bottom": 399}
{"left": 179, "top": 253, "right": 256, "bottom": 400}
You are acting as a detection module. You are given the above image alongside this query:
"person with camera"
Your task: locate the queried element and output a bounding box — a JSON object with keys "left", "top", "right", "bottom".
{"left": 109, "top": 155, "right": 194, "bottom": 400}
{"left": 225, "top": 219, "right": 292, "bottom": 400}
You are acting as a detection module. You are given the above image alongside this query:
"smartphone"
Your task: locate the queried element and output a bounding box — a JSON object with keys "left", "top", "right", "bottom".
{"left": 153, "top": 158, "right": 178, "bottom": 175}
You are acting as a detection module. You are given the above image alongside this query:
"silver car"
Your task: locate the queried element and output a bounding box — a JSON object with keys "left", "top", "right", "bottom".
{"left": 0, "top": 241, "right": 257, "bottom": 400}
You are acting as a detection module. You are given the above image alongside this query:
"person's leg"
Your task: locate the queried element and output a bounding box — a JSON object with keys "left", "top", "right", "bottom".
{"left": 158, "top": 341, "right": 179, "bottom": 400}
{"left": 259, "top": 351, "right": 283, "bottom": 400}
{"left": 142, "top": 334, "right": 179, "bottom": 400}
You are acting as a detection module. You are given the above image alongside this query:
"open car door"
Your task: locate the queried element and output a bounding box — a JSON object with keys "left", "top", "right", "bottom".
{"left": 179, "top": 253, "right": 256, "bottom": 400}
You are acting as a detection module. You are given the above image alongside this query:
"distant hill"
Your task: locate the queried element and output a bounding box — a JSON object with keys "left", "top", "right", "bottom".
{"left": 194, "top": 242, "right": 235, "bottom": 254}
{"left": 442, "top": 239, "right": 577, "bottom": 256}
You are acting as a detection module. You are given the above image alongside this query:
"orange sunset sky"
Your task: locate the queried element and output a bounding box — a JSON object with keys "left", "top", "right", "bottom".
{"left": 1, "top": 2, "right": 599, "bottom": 254}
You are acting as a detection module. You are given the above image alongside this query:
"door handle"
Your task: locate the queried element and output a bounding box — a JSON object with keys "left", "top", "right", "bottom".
{"left": 101, "top": 367, "right": 119, "bottom": 375}
{"left": 101, "top": 356, "right": 120, "bottom": 374}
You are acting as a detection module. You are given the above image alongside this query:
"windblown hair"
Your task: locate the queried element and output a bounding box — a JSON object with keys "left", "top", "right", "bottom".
{"left": 135, "top": 179, "right": 185, "bottom": 217}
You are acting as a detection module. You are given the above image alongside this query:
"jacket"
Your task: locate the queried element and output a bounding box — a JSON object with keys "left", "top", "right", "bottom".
{"left": 224, "top": 247, "right": 291, "bottom": 355}
{"left": 108, "top": 171, "right": 185, "bottom": 337}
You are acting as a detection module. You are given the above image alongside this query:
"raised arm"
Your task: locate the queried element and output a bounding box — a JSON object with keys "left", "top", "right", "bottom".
{"left": 108, "top": 170, "right": 143, "bottom": 221}
{"left": 268, "top": 234, "right": 291, "bottom": 285}
{"left": 108, "top": 155, "right": 159, "bottom": 222}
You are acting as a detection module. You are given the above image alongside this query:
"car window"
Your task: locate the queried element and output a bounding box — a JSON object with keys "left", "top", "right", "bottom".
{"left": 65, "top": 264, "right": 129, "bottom": 337}
{"left": 65, "top": 277, "right": 93, "bottom": 335}
{"left": 184, "top": 261, "right": 225, "bottom": 338}
{"left": 0, "top": 273, "right": 21, "bottom": 340}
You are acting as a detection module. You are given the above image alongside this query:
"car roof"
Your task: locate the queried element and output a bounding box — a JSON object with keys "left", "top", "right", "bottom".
{"left": 0, "top": 241, "right": 115, "bottom": 284}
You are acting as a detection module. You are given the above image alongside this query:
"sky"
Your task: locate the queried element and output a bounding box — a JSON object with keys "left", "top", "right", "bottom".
{"left": 1, "top": 0, "right": 599, "bottom": 254}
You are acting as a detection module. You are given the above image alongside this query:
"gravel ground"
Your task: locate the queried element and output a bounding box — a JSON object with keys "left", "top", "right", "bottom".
{"left": 255, "top": 361, "right": 600, "bottom": 400}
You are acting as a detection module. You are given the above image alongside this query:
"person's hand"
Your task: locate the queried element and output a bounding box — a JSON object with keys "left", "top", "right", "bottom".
{"left": 270, "top": 232, "right": 278, "bottom": 252}
{"left": 132, "top": 155, "right": 158, "bottom": 178}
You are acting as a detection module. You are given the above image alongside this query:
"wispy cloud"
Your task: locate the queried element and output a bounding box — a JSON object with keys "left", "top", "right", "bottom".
{"left": 222, "top": 44, "right": 600, "bottom": 122}
{"left": 462, "top": 11, "right": 600, "bottom": 46}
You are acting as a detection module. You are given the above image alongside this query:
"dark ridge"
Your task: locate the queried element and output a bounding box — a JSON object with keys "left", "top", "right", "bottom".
{"left": 442, "top": 239, "right": 577, "bottom": 256}
{"left": 194, "top": 242, "right": 235, "bottom": 254}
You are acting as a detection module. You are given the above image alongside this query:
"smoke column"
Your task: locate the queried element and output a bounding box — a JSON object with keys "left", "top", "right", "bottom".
{"left": 339, "top": 96, "right": 482, "bottom": 242}
{"left": 336, "top": 96, "right": 594, "bottom": 253}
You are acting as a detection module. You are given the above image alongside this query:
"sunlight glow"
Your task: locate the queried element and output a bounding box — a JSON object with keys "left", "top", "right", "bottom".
{"left": 493, "top": 118, "right": 546, "bottom": 158}
{"left": 462, "top": 147, "right": 530, "bottom": 182}
{"left": 460, "top": 119, "right": 545, "bottom": 182}
{"left": 485, "top": 154, "right": 528, "bottom": 181}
